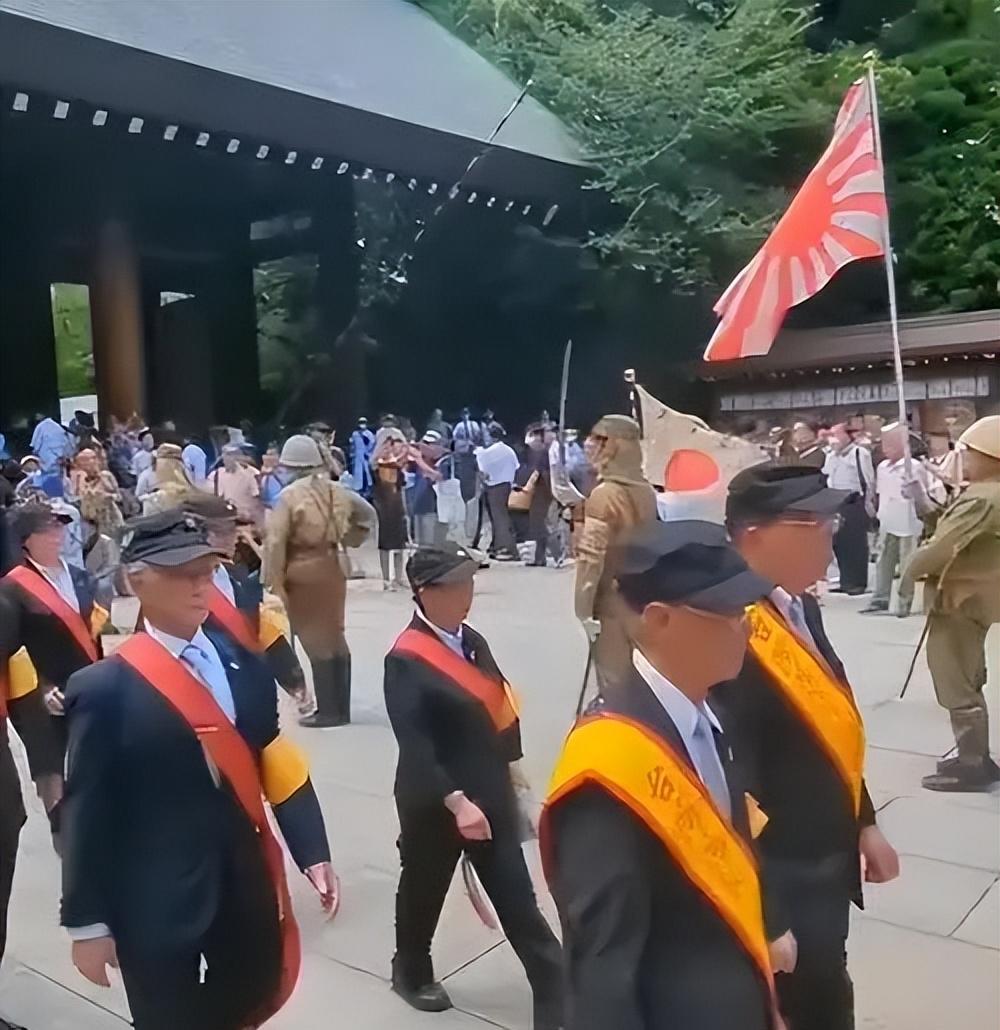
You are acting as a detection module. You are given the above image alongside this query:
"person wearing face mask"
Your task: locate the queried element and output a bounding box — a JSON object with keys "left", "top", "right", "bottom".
{"left": 715, "top": 463, "right": 899, "bottom": 1030}
{"left": 574, "top": 415, "right": 658, "bottom": 693}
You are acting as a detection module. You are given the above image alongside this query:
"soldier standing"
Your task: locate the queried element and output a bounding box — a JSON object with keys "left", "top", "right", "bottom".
{"left": 574, "top": 415, "right": 657, "bottom": 692}
{"left": 902, "top": 415, "right": 1000, "bottom": 791}
{"left": 263, "top": 435, "right": 375, "bottom": 727}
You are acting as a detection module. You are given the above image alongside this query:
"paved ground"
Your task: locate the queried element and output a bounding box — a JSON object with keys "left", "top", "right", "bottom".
{"left": 2, "top": 554, "right": 998, "bottom": 1028}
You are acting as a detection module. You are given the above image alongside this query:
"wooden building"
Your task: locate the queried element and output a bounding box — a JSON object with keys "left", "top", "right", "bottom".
{"left": 0, "top": 0, "right": 585, "bottom": 433}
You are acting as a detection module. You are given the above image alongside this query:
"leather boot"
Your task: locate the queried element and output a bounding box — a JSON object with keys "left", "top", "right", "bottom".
{"left": 299, "top": 660, "right": 341, "bottom": 728}
{"left": 330, "top": 653, "right": 352, "bottom": 726}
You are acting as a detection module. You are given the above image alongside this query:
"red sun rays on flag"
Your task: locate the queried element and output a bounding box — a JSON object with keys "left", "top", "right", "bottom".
{"left": 704, "top": 79, "right": 887, "bottom": 362}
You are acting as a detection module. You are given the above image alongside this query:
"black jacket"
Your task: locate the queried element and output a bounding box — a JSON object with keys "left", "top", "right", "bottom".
{"left": 546, "top": 669, "right": 771, "bottom": 1030}
{"left": 60, "top": 626, "right": 329, "bottom": 957}
{"left": 712, "top": 593, "right": 876, "bottom": 944}
{"left": 1, "top": 591, "right": 62, "bottom": 835}
{"left": 384, "top": 616, "right": 522, "bottom": 829}
{"left": 0, "top": 559, "right": 102, "bottom": 689}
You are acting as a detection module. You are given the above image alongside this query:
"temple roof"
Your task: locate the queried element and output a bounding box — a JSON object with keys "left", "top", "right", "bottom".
{"left": 0, "top": 0, "right": 587, "bottom": 199}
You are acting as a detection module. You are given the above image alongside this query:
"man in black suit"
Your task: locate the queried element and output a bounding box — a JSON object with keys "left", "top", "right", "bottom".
{"left": 542, "top": 521, "right": 776, "bottom": 1030}
{"left": 384, "top": 543, "right": 562, "bottom": 1027}
{"left": 0, "top": 592, "right": 62, "bottom": 1030}
{"left": 717, "top": 463, "right": 900, "bottom": 1030}
{"left": 60, "top": 511, "right": 336, "bottom": 1030}
{"left": 0, "top": 503, "right": 104, "bottom": 760}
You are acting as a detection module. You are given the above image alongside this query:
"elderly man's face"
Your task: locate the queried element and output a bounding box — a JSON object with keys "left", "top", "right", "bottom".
{"left": 222, "top": 451, "right": 239, "bottom": 472}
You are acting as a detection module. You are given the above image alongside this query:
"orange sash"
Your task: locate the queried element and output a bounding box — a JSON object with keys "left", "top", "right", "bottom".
{"left": 115, "top": 634, "right": 300, "bottom": 1026}
{"left": 5, "top": 564, "right": 98, "bottom": 663}
{"left": 542, "top": 713, "right": 773, "bottom": 992}
{"left": 207, "top": 584, "right": 262, "bottom": 655}
{"left": 747, "top": 601, "right": 865, "bottom": 815}
{"left": 391, "top": 627, "right": 518, "bottom": 733}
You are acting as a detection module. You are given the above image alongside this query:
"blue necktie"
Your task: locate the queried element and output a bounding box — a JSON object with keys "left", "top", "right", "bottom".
{"left": 690, "top": 714, "right": 731, "bottom": 819}
{"left": 182, "top": 644, "right": 236, "bottom": 724}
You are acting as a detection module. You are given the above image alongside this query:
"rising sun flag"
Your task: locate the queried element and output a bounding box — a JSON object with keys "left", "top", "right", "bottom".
{"left": 704, "top": 78, "right": 887, "bottom": 362}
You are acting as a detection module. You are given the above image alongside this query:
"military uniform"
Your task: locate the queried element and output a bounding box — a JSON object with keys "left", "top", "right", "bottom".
{"left": 263, "top": 436, "right": 375, "bottom": 727}
{"left": 574, "top": 415, "right": 657, "bottom": 692}
{"left": 902, "top": 416, "right": 1000, "bottom": 790}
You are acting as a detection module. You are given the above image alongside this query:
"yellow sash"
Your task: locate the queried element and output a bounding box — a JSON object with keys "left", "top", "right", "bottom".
{"left": 543, "top": 713, "right": 772, "bottom": 988}
{"left": 747, "top": 601, "right": 865, "bottom": 816}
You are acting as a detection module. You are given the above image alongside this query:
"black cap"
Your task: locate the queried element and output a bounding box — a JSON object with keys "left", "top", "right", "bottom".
{"left": 10, "top": 502, "right": 73, "bottom": 543}
{"left": 614, "top": 520, "right": 772, "bottom": 616}
{"left": 183, "top": 494, "right": 239, "bottom": 523}
{"left": 121, "top": 511, "right": 228, "bottom": 568}
{"left": 406, "top": 542, "right": 479, "bottom": 590}
{"left": 726, "top": 462, "right": 852, "bottom": 526}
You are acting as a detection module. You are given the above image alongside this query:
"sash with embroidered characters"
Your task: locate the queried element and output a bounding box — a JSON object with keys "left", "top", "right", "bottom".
{"left": 747, "top": 600, "right": 865, "bottom": 816}
{"left": 540, "top": 712, "right": 773, "bottom": 990}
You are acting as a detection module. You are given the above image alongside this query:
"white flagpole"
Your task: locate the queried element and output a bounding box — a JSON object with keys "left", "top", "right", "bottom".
{"left": 866, "top": 63, "right": 913, "bottom": 478}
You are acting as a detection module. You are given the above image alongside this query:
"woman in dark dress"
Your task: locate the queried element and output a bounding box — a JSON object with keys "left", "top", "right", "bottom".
{"left": 524, "top": 426, "right": 553, "bottom": 567}
{"left": 373, "top": 430, "right": 410, "bottom": 590}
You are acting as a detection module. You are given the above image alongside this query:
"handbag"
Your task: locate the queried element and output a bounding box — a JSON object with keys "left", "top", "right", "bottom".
{"left": 508, "top": 470, "right": 539, "bottom": 512}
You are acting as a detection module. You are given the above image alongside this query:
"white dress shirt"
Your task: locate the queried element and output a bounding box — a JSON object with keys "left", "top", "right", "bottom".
{"left": 27, "top": 557, "right": 79, "bottom": 612}
{"left": 475, "top": 441, "right": 520, "bottom": 486}
{"left": 416, "top": 609, "right": 466, "bottom": 659}
{"left": 823, "top": 444, "right": 874, "bottom": 494}
{"left": 632, "top": 650, "right": 730, "bottom": 816}
{"left": 212, "top": 564, "right": 236, "bottom": 604}
{"left": 769, "top": 587, "right": 820, "bottom": 658}
{"left": 144, "top": 621, "right": 237, "bottom": 724}
{"left": 876, "top": 458, "right": 927, "bottom": 537}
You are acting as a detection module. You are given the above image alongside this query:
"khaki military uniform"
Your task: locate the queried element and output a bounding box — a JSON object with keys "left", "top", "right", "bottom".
{"left": 902, "top": 480, "right": 1000, "bottom": 765}
{"left": 263, "top": 473, "right": 374, "bottom": 662}
{"left": 575, "top": 418, "right": 657, "bottom": 692}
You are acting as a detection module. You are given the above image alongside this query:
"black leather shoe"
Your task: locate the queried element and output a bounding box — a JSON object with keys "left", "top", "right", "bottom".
{"left": 391, "top": 978, "right": 453, "bottom": 1012}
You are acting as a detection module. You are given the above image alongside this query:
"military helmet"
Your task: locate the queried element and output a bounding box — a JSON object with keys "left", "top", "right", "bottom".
{"left": 279, "top": 434, "right": 324, "bottom": 468}
{"left": 958, "top": 416, "right": 1000, "bottom": 460}
{"left": 591, "top": 414, "right": 641, "bottom": 441}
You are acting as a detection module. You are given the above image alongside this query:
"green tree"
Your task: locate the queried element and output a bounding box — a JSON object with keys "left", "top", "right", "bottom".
{"left": 51, "top": 283, "right": 95, "bottom": 397}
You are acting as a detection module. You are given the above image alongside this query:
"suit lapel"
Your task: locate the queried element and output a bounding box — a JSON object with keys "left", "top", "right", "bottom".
{"left": 800, "top": 594, "right": 847, "bottom": 681}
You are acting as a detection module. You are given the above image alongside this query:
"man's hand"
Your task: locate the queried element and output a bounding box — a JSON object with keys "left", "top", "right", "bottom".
{"left": 860, "top": 825, "right": 900, "bottom": 883}
{"left": 305, "top": 862, "right": 341, "bottom": 917}
{"left": 768, "top": 930, "right": 798, "bottom": 974}
{"left": 43, "top": 687, "right": 65, "bottom": 715}
{"left": 72, "top": 937, "right": 119, "bottom": 987}
{"left": 446, "top": 793, "right": 492, "bottom": 841}
{"left": 581, "top": 618, "right": 601, "bottom": 644}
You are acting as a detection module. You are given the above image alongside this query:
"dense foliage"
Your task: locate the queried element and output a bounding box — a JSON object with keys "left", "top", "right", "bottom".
{"left": 420, "top": 0, "right": 1000, "bottom": 313}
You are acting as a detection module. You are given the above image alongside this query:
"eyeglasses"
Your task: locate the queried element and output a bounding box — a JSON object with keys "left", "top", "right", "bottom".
{"left": 773, "top": 513, "right": 843, "bottom": 532}
{"left": 681, "top": 605, "right": 749, "bottom": 626}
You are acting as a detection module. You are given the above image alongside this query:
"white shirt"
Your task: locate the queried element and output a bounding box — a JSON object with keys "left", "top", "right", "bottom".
{"left": 134, "top": 466, "right": 157, "bottom": 499}
{"left": 27, "top": 557, "right": 79, "bottom": 612}
{"left": 416, "top": 609, "right": 466, "bottom": 659}
{"left": 131, "top": 448, "right": 154, "bottom": 477}
{"left": 212, "top": 564, "right": 236, "bottom": 604}
{"left": 475, "top": 441, "right": 519, "bottom": 486}
{"left": 632, "top": 650, "right": 729, "bottom": 803}
{"left": 182, "top": 443, "right": 208, "bottom": 484}
{"left": 144, "top": 621, "right": 236, "bottom": 724}
{"left": 823, "top": 444, "right": 874, "bottom": 495}
{"left": 876, "top": 458, "right": 927, "bottom": 537}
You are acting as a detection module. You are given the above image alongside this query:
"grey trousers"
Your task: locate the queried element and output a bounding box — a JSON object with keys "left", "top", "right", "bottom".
{"left": 872, "top": 531, "right": 917, "bottom": 613}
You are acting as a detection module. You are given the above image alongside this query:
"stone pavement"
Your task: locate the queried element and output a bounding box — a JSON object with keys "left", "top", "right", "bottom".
{"left": 2, "top": 557, "right": 998, "bottom": 1028}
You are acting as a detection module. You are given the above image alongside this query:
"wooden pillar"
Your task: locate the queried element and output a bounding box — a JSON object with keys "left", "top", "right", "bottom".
{"left": 89, "top": 218, "right": 145, "bottom": 425}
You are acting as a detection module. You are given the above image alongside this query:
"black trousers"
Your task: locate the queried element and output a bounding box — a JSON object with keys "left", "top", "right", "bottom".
{"left": 833, "top": 496, "right": 870, "bottom": 592}
{"left": 0, "top": 813, "right": 21, "bottom": 966}
{"left": 777, "top": 960, "right": 854, "bottom": 1030}
{"left": 485, "top": 484, "right": 516, "bottom": 556}
{"left": 119, "top": 879, "right": 282, "bottom": 1030}
{"left": 394, "top": 805, "right": 563, "bottom": 1023}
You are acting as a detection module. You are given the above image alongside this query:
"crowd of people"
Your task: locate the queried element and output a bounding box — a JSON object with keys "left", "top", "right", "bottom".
{"left": 0, "top": 401, "right": 996, "bottom": 1030}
